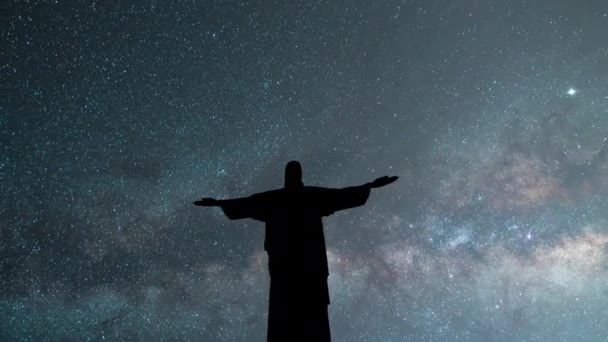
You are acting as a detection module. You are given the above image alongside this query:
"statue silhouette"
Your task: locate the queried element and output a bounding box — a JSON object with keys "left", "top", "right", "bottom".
{"left": 194, "top": 161, "right": 398, "bottom": 341}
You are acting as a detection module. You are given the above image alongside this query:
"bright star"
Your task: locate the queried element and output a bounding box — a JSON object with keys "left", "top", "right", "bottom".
{"left": 567, "top": 88, "right": 577, "bottom": 96}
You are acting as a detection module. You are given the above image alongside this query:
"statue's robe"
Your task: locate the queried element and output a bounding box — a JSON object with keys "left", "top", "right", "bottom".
{"left": 218, "top": 185, "right": 370, "bottom": 342}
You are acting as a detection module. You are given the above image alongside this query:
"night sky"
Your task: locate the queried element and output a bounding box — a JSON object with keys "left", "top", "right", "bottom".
{"left": 2, "top": 1, "right": 608, "bottom": 341}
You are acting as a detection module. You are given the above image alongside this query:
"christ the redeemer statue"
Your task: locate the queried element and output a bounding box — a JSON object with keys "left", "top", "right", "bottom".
{"left": 193, "top": 160, "right": 398, "bottom": 341}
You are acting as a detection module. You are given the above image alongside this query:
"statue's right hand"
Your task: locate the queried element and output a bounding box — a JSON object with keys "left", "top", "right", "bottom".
{"left": 193, "top": 198, "right": 219, "bottom": 206}
{"left": 369, "top": 176, "right": 399, "bottom": 188}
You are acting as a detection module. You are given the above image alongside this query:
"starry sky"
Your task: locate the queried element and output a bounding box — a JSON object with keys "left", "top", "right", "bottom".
{"left": 2, "top": 1, "right": 608, "bottom": 341}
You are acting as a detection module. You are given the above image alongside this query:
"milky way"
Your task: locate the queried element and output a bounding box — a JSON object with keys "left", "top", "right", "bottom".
{"left": 2, "top": 1, "right": 608, "bottom": 341}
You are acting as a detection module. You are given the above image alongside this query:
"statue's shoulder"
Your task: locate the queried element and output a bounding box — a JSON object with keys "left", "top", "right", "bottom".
{"left": 302, "top": 186, "right": 331, "bottom": 194}
{"left": 254, "top": 187, "right": 332, "bottom": 199}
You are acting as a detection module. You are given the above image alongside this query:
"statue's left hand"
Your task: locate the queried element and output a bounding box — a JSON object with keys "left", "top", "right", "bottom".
{"left": 369, "top": 176, "right": 399, "bottom": 188}
{"left": 193, "top": 198, "right": 219, "bottom": 206}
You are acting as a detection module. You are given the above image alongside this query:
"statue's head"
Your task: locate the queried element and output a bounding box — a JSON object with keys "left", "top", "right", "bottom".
{"left": 284, "top": 160, "right": 303, "bottom": 189}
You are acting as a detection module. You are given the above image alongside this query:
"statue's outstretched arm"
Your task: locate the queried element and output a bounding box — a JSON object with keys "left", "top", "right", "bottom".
{"left": 193, "top": 194, "right": 269, "bottom": 221}
{"left": 364, "top": 176, "right": 399, "bottom": 189}
{"left": 193, "top": 197, "right": 221, "bottom": 206}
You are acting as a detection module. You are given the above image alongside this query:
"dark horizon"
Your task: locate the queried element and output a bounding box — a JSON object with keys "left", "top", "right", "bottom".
{"left": 2, "top": 1, "right": 608, "bottom": 341}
